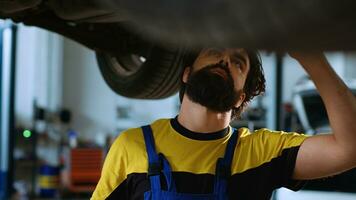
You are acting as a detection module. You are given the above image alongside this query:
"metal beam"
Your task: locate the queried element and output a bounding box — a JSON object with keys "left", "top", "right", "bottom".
{"left": 0, "top": 21, "right": 7, "bottom": 200}
{"left": 0, "top": 21, "right": 16, "bottom": 200}
{"left": 275, "top": 54, "right": 284, "bottom": 130}
{"left": 7, "top": 24, "right": 17, "bottom": 199}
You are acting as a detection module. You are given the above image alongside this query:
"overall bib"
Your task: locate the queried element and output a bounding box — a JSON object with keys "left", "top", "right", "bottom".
{"left": 141, "top": 125, "right": 239, "bottom": 200}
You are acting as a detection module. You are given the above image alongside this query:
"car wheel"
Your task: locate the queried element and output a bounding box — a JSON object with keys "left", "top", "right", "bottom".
{"left": 96, "top": 42, "right": 186, "bottom": 99}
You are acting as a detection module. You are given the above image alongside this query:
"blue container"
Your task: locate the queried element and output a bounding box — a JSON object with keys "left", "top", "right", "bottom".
{"left": 39, "top": 165, "right": 59, "bottom": 198}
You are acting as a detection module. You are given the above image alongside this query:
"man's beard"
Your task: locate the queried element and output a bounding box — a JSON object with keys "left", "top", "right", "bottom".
{"left": 185, "top": 61, "right": 241, "bottom": 112}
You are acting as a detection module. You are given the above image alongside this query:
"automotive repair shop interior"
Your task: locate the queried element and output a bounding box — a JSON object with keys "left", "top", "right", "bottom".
{"left": 1, "top": 2, "right": 356, "bottom": 200}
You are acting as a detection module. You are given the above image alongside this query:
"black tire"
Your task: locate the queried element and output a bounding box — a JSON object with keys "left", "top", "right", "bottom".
{"left": 96, "top": 43, "right": 186, "bottom": 99}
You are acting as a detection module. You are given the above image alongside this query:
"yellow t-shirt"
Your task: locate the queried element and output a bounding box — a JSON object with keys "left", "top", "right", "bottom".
{"left": 92, "top": 118, "right": 308, "bottom": 199}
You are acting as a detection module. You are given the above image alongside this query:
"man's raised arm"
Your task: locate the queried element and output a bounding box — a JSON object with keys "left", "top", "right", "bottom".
{"left": 289, "top": 52, "right": 356, "bottom": 180}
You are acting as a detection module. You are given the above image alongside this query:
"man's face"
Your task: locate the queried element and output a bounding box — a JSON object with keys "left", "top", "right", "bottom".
{"left": 183, "top": 48, "right": 251, "bottom": 112}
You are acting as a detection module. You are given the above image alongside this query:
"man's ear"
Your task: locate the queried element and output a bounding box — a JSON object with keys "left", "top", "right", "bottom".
{"left": 234, "top": 92, "right": 246, "bottom": 108}
{"left": 182, "top": 67, "right": 191, "bottom": 83}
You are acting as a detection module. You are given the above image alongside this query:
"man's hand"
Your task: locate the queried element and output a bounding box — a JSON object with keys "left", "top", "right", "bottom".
{"left": 289, "top": 52, "right": 356, "bottom": 180}
{"left": 288, "top": 51, "right": 327, "bottom": 68}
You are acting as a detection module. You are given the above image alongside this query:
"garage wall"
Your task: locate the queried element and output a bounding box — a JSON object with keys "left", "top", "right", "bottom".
{"left": 15, "top": 25, "right": 63, "bottom": 128}
{"left": 62, "top": 39, "right": 119, "bottom": 140}
{"left": 258, "top": 52, "right": 278, "bottom": 130}
{"left": 345, "top": 53, "right": 356, "bottom": 79}
{"left": 281, "top": 53, "right": 350, "bottom": 104}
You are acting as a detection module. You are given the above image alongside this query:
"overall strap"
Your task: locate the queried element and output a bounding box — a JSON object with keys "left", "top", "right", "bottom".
{"left": 222, "top": 128, "right": 239, "bottom": 167}
{"left": 142, "top": 125, "right": 162, "bottom": 190}
{"left": 214, "top": 128, "right": 239, "bottom": 196}
{"left": 141, "top": 125, "right": 177, "bottom": 192}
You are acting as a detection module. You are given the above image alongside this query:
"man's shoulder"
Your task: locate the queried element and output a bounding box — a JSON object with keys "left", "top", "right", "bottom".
{"left": 112, "top": 118, "right": 172, "bottom": 148}
{"left": 239, "top": 128, "right": 308, "bottom": 149}
{"left": 240, "top": 127, "right": 306, "bottom": 138}
{"left": 233, "top": 128, "right": 308, "bottom": 174}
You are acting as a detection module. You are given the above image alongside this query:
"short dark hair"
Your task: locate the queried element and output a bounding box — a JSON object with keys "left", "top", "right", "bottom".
{"left": 179, "top": 49, "right": 265, "bottom": 119}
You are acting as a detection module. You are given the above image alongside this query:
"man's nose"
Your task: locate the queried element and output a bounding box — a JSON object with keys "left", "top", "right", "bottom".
{"left": 217, "top": 60, "right": 229, "bottom": 71}
{"left": 220, "top": 54, "right": 231, "bottom": 68}
{"left": 222, "top": 54, "right": 231, "bottom": 67}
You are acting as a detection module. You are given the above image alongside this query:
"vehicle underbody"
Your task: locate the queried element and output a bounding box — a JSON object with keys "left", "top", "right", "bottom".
{"left": 2, "top": 0, "right": 356, "bottom": 99}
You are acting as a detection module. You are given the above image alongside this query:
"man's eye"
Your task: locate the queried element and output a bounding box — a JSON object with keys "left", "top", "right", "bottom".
{"left": 232, "top": 60, "right": 242, "bottom": 67}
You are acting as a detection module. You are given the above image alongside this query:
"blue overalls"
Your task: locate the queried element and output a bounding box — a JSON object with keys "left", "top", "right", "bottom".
{"left": 141, "top": 125, "right": 239, "bottom": 200}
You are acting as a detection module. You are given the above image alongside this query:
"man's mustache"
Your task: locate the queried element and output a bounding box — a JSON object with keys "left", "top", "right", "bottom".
{"left": 204, "top": 60, "right": 231, "bottom": 77}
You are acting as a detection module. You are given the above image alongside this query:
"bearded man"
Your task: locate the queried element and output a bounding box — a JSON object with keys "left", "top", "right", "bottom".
{"left": 91, "top": 48, "right": 356, "bottom": 200}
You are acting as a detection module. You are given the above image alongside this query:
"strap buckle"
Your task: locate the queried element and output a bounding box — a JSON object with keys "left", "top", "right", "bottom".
{"left": 148, "top": 162, "right": 162, "bottom": 177}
